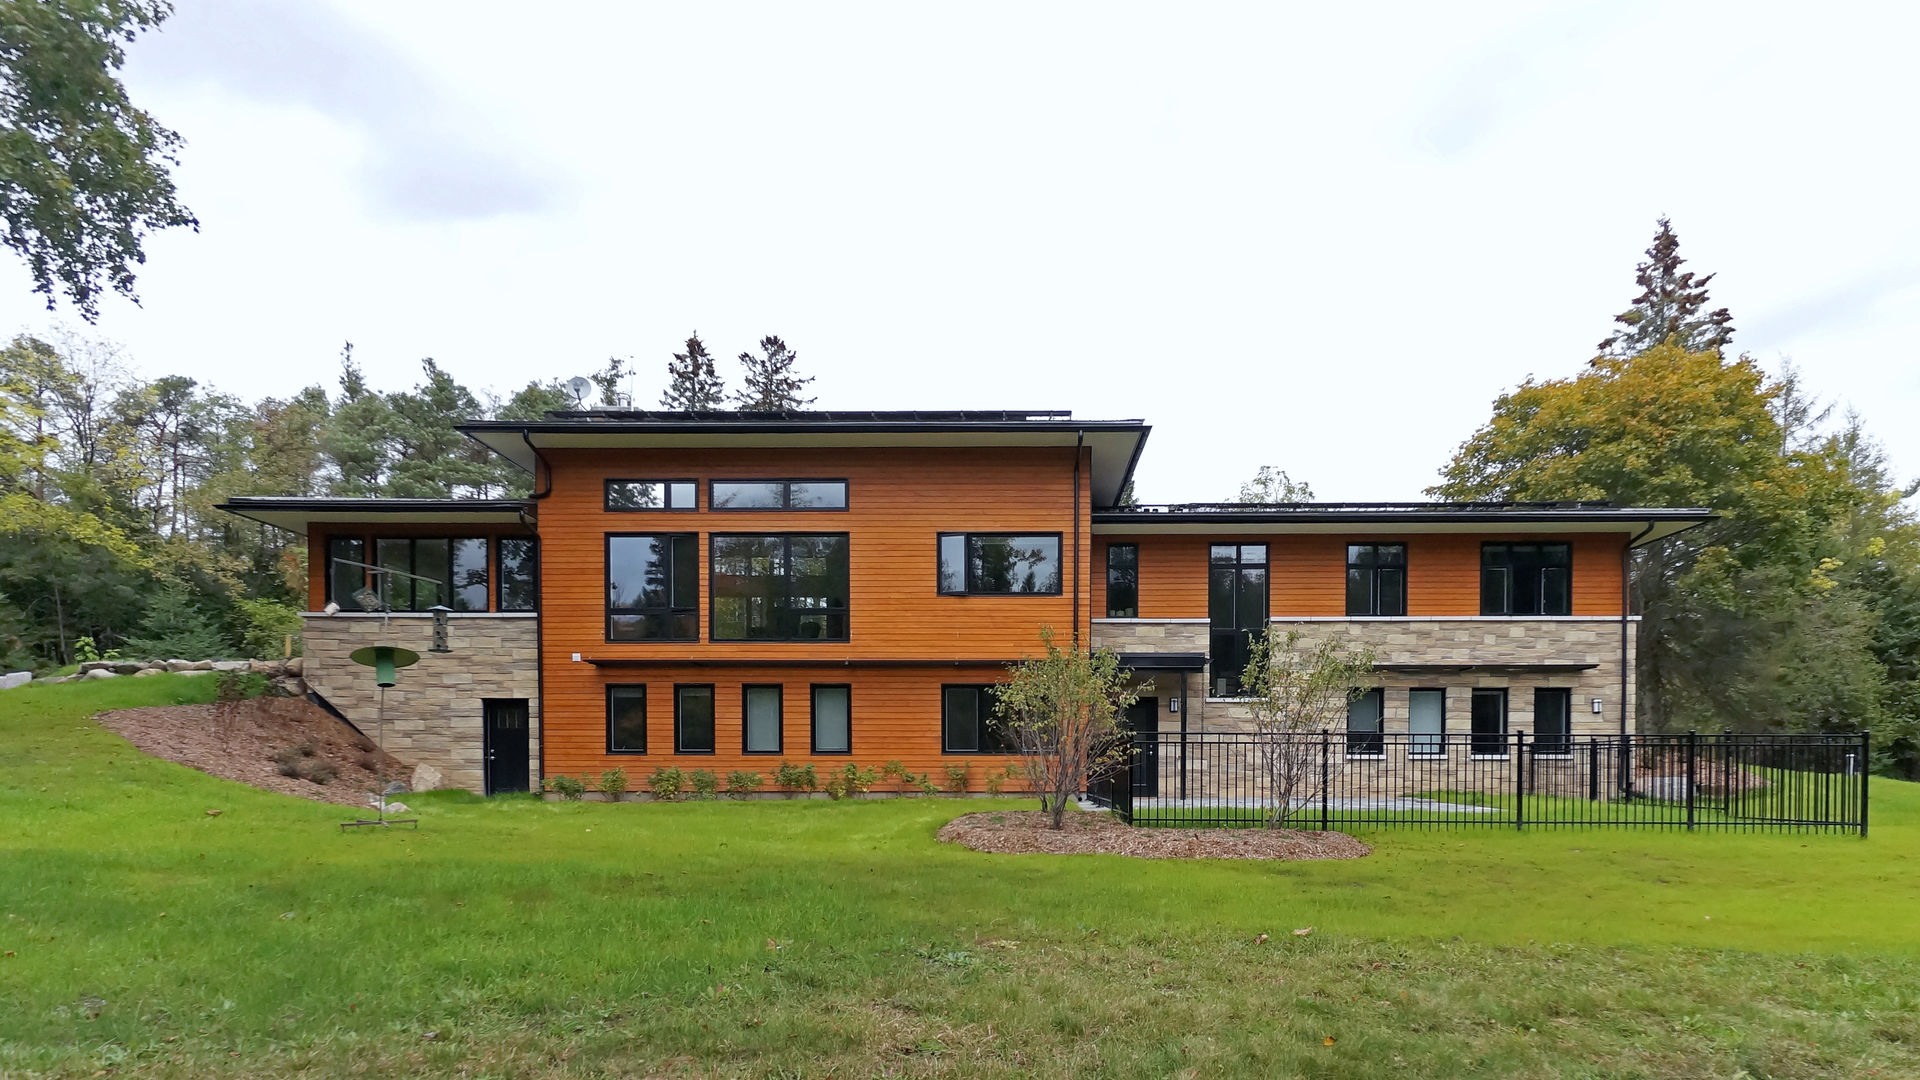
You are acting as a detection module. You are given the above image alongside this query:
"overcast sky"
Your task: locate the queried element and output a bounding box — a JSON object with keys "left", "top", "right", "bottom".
{"left": 2, "top": 1, "right": 1915, "bottom": 503}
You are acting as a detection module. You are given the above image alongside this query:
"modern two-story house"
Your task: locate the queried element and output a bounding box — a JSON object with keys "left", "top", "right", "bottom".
{"left": 219, "top": 410, "right": 1711, "bottom": 795}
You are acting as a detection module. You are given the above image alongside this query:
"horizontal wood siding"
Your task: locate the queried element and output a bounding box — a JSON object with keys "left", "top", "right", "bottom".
{"left": 539, "top": 445, "right": 1090, "bottom": 781}
{"left": 1096, "top": 532, "right": 1627, "bottom": 619}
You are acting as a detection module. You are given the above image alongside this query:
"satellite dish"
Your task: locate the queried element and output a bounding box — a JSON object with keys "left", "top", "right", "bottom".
{"left": 567, "top": 376, "right": 593, "bottom": 406}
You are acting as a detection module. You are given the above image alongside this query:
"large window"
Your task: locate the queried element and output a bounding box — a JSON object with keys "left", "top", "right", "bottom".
{"left": 1534, "top": 687, "right": 1572, "bottom": 755}
{"left": 606, "top": 685, "right": 647, "bottom": 753}
{"left": 606, "top": 534, "right": 699, "bottom": 641}
{"left": 710, "top": 534, "right": 849, "bottom": 640}
{"left": 743, "top": 685, "right": 783, "bottom": 754}
{"left": 1409, "top": 688, "right": 1445, "bottom": 756}
{"left": 942, "top": 685, "right": 1012, "bottom": 754}
{"left": 1471, "top": 687, "right": 1508, "bottom": 757}
{"left": 1346, "top": 688, "right": 1384, "bottom": 756}
{"left": 496, "top": 537, "right": 538, "bottom": 612}
{"left": 675, "top": 685, "right": 715, "bottom": 753}
{"left": 937, "top": 533, "right": 1063, "bottom": 595}
{"left": 371, "top": 538, "right": 488, "bottom": 612}
{"left": 1106, "top": 543, "right": 1139, "bottom": 617}
{"left": 1481, "top": 543, "right": 1572, "bottom": 616}
{"left": 606, "top": 479, "right": 696, "bottom": 511}
{"left": 1208, "top": 544, "right": 1268, "bottom": 697}
{"left": 325, "top": 537, "right": 366, "bottom": 610}
{"left": 710, "top": 479, "right": 848, "bottom": 511}
{"left": 811, "top": 684, "right": 851, "bottom": 754}
{"left": 1346, "top": 543, "right": 1406, "bottom": 616}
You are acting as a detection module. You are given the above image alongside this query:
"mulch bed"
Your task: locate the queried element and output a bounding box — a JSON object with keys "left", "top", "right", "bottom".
{"left": 98, "top": 698, "right": 410, "bottom": 808}
{"left": 937, "top": 810, "right": 1371, "bottom": 860}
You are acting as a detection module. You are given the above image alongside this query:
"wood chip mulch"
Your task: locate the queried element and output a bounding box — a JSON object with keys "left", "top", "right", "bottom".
{"left": 98, "top": 698, "right": 410, "bottom": 808}
{"left": 937, "top": 810, "right": 1371, "bottom": 860}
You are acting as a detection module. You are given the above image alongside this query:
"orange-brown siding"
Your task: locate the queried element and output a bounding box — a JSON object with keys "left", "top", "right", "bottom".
{"left": 1094, "top": 532, "right": 1627, "bottom": 619}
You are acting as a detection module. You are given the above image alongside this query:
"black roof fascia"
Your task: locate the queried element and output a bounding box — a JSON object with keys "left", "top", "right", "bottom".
{"left": 1092, "top": 506, "right": 1715, "bottom": 526}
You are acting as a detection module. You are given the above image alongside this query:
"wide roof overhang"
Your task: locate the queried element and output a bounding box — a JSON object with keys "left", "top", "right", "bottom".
{"left": 215, "top": 497, "right": 534, "bottom": 536}
{"left": 1092, "top": 505, "right": 1715, "bottom": 546}
{"left": 458, "top": 414, "right": 1151, "bottom": 508}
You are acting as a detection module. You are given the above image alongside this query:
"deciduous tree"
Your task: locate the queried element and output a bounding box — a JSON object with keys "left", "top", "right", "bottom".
{"left": 1238, "top": 629, "right": 1375, "bottom": 828}
{"left": 992, "top": 627, "right": 1139, "bottom": 829}
{"left": 1236, "top": 466, "right": 1314, "bottom": 503}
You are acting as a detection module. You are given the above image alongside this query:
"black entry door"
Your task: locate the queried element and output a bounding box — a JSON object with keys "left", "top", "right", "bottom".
{"left": 1123, "top": 698, "right": 1159, "bottom": 797}
{"left": 483, "top": 699, "right": 530, "bottom": 795}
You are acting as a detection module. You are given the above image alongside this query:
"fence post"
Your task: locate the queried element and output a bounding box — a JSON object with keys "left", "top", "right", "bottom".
{"left": 1860, "top": 730, "right": 1871, "bottom": 838}
{"left": 1514, "top": 731, "right": 1526, "bottom": 830}
{"left": 1685, "top": 730, "right": 1697, "bottom": 831}
{"left": 1319, "top": 733, "right": 1330, "bottom": 832}
{"left": 1588, "top": 738, "right": 1599, "bottom": 801}
{"left": 1723, "top": 729, "right": 1733, "bottom": 815}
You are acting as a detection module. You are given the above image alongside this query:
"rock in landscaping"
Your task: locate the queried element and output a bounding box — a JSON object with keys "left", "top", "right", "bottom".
{"left": 284, "top": 657, "right": 303, "bottom": 676}
{"left": 82, "top": 669, "right": 118, "bottom": 680}
{"left": 411, "top": 763, "right": 444, "bottom": 791}
{"left": 0, "top": 672, "right": 31, "bottom": 691}
{"left": 109, "top": 662, "right": 145, "bottom": 676}
{"left": 78, "top": 661, "right": 114, "bottom": 674}
{"left": 383, "top": 802, "right": 410, "bottom": 815}
{"left": 164, "top": 660, "right": 201, "bottom": 672}
{"left": 133, "top": 668, "right": 163, "bottom": 678}
{"left": 250, "top": 660, "right": 283, "bottom": 675}
{"left": 267, "top": 676, "right": 306, "bottom": 698}
{"left": 383, "top": 780, "right": 410, "bottom": 795}
{"left": 210, "top": 661, "right": 249, "bottom": 673}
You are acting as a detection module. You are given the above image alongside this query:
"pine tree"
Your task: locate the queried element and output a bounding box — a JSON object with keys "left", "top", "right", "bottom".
{"left": 589, "top": 355, "right": 630, "bottom": 407}
{"left": 660, "top": 333, "right": 725, "bottom": 410}
{"left": 731, "top": 335, "right": 815, "bottom": 411}
{"left": 1596, "top": 217, "right": 1735, "bottom": 361}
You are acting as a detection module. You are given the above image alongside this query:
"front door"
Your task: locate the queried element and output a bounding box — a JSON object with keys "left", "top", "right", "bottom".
{"left": 1123, "top": 697, "right": 1159, "bottom": 797}
{"left": 483, "top": 699, "right": 530, "bottom": 795}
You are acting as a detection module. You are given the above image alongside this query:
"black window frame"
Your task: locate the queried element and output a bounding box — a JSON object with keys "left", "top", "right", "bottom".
{"left": 1208, "top": 543, "right": 1269, "bottom": 697}
{"left": 1481, "top": 542, "right": 1573, "bottom": 616}
{"left": 1346, "top": 687, "right": 1385, "bottom": 757}
{"left": 708, "top": 532, "right": 851, "bottom": 642}
{"left": 606, "top": 684, "right": 648, "bottom": 754}
{"left": 941, "top": 684, "right": 1013, "bottom": 754}
{"left": 1407, "top": 687, "right": 1446, "bottom": 757}
{"left": 674, "top": 684, "right": 716, "bottom": 755}
{"left": 1105, "top": 542, "right": 1139, "bottom": 618}
{"left": 1533, "top": 687, "right": 1573, "bottom": 756}
{"left": 810, "top": 683, "right": 852, "bottom": 755}
{"left": 371, "top": 536, "right": 486, "bottom": 612}
{"left": 1470, "top": 687, "right": 1509, "bottom": 758}
{"left": 708, "top": 478, "right": 849, "bottom": 512}
{"left": 742, "top": 683, "right": 784, "bottom": 755}
{"left": 605, "top": 532, "right": 700, "bottom": 642}
{"left": 325, "top": 536, "right": 367, "bottom": 611}
{"left": 496, "top": 536, "right": 539, "bottom": 613}
{"left": 936, "top": 532, "right": 1066, "bottom": 596}
{"left": 1345, "top": 543, "right": 1407, "bottom": 617}
{"left": 605, "top": 478, "right": 698, "bottom": 512}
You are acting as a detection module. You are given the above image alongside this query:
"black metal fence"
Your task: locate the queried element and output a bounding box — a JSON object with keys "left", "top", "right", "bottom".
{"left": 1089, "top": 731, "right": 1869, "bottom": 835}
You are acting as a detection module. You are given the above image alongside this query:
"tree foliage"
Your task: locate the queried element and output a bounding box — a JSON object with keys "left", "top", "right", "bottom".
{"left": 0, "top": 0, "right": 198, "bottom": 320}
{"left": 991, "top": 626, "right": 1139, "bottom": 829}
{"left": 660, "top": 333, "right": 725, "bottom": 410}
{"left": 1238, "top": 629, "right": 1376, "bottom": 828}
{"left": 1596, "top": 217, "right": 1734, "bottom": 361}
{"left": 732, "top": 335, "right": 814, "bottom": 411}
{"left": 1236, "top": 466, "right": 1314, "bottom": 504}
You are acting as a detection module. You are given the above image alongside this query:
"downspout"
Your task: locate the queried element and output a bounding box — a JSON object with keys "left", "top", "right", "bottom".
{"left": 520, "top": 429, "right": 554, "bottom": 501}
{"left": 1622, "top": 523, "right": 1654, "bottom": 737}
{"left": 1072, "top": 430, "right": 1084, "bottom": 647}
{"left": 521, "top": 428, "right": 552, "bottom": 793}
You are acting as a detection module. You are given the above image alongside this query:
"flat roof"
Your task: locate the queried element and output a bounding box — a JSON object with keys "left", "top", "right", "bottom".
{"left": 457, "top": 410, "right": 1152, "bottom": 509}
{"left": 1094, "top": 502, "right": 1716, "bottom": 545}
{"left": 215, "top": 497, "right": 533, "bottom": 535}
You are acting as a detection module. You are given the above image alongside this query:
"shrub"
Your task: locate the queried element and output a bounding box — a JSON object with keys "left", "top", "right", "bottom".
{"left": 648, "top": 766, "right": 684, "bottom": 800}
{"left": 773, "top": 760, "right": 818, "bottom": 793}
{"left": 913, "top": 772, "right": 939, "bottom": 795}
{"left": 984, "top": 764, "right": 1019, "bottom": 796}
{"left": 881, "top": 759, "right": 911, "bottom": 791}
{"left": 688, "top": 768, "right": 720, "bottom": 799}
{"left": 824, "top": 762, "right": 879, "bottom": 800}
{"left": 304, "top": 761, "right": 338, "bottom": 785}
{"left": 942, "top": 762, "right": 972, "bottom": 794}
{"left": 235, "top": 598, "right": 303, "bottom": 660}
{"left": 549, "top": 774, "right": 586, "bottom": 801}
{"left": 73, "top": 637, "right": 101, "bottom": 664}
{"left": 725, "top": 770, "right": 763, "bottom": 798}
{"left": 123, "top": 581, "right": 228, "bottom": 661}
{"left": 599, "top": 768, "right": 628, "bottom": 799}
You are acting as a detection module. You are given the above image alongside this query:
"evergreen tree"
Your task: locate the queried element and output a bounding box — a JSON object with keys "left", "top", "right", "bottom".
{"left": 731, "top": 335, "right": 815, "bottom": 411}
{"left": 386, "top": 358, "right": 493, "bottom": 497}
{"left": 660, "top": 333, "right": 725, "bottom": 410}
{"left": 589, "top": 355, "right": 631, "bottom": 407}
{"left": 122, "top": 579, "right": 227, "bottom": 660}
{"left": 320, "top": 344, "right": 395, "bottom": 497}
{"left": 1596, "top": 217, "right": 1735, "bottom": 360}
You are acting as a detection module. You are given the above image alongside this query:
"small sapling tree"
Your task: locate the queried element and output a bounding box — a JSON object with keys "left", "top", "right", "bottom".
{"left": 1240, "top": 629, "right": 1376, "bottom": 828}
{"left": 992, "top": 627, "right": 1140, "bottom": 830}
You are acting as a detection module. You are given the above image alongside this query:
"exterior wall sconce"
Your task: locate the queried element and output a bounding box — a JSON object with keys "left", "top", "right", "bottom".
{"left": 1591, "top": 697, "right": 1605, "bottom": 714}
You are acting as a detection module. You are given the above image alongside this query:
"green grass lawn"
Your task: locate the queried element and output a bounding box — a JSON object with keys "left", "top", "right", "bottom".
{"left": 5, "top": 675, "right": 1920, "bottom": 1078}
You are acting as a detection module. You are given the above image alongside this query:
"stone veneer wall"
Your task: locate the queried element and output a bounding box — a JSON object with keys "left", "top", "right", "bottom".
{"left": 302, "top": 613, "right": 540, "bottom": 794}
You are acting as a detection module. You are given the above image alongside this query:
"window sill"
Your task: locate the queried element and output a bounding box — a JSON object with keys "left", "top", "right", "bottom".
{"left": 1344, "top": 754, "right": 1386, "bottom": 761}
{"left": 1408, "top": 753, "right": 1448, "bottom": 759}
{"left": 1204, "top": 697, "right": 1259, "bottom": 704}
{"left": 1470, "top": 754, "right": 1511, "bottom": 761}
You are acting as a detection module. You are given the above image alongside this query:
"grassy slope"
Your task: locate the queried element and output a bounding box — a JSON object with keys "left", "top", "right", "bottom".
{"left": 2, "top": 675, "right": 1918, "bottom": 1078}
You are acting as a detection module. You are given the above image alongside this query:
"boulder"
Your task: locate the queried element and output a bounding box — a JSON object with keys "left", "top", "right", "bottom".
{"left": 109, "top": 662, "right": 144, "bottom": 676}
{"left": 410, "top": 764, "right": 444, "bottom": 792}
{"left": 250, "top": 660, "right": 283, "bottom": 675}
{"left": 77, "top": 661, "right": 114, "bottom": 674}
{"left": 0, "top": 671, "right": 31, "bottom": 691}
{"left": 210, "top": 661, "right": 249, "bottom": 673}
{"left": 82, "top": 668, "right": 118, "bottom": 680}
{"left": 383, "top": 780, "right": 410, "bottom": 795}
{"left": 267, "top": 675, "right": 306, "bottom": 698}
{"left": 133, "top": 668, "right": 163, "bottom": 678}
{"left": 164, "top": 660, "right": 203, "bottom": 672}
{"left": 382, "top": 802, "right": 411, "bottom": 815}
{"left": 284, "top": 657, "right": 304, "bottom": 676}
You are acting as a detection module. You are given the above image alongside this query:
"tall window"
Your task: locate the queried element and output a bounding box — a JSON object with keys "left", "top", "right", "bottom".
{"left": 1408, "top": 688, "right": 1445, "bottom": 756}
{"left": 325, "top": 537, "right": 366, "bottom": 610}
{"left": 371, "top": 538, "right": 487, "bottom": 611}
{"left": 1346, "top": 543, "right": 1406, "bottom": 616}
{"left": 1346, "top": 688, "right": 1384, "bottom": 756}
{"left": 811, "top": 684, "right": 851, "bottom": 754}
{"left": 1106, "top": 543, "right": 1139, "bottom": 617}
{"left": 675, "top": 685, "right": 715, "bottom": 753}
{"left": 942, "top": 685, "right": 1011, "bottom": 754}
{"left": 606, "top": 479, "right": 696, "bottom": 511}
{"left": 606, "top": 534, "right": 699, "bottom": 640}
{"left": 1208, "top": 544, "right": 1268, "bottom": 697}
{"left": 606, "top": 685, "right": 647, "bottom": 753}
{"left": 1481, "top": 543, "right": 1572, "bottom": 616}
{"left": 710, "top": 479, "right": 848, "bottom": 511}
{"left": 1534, "top": 687, "right": 1572, "bottom": 755}
{"left": 710, "top": 534, "right": 849, "bottom": 640}
{"left": 1471, "top": 687, "right": 1508, "bottom": 756}
{"left": 743, "top": 685, "right": 783, "bottom": 754}
{"left": 938, "top": 533, "right": 1063, "bottom": 595}
{"left": 497, "top": 537, "right": 538, "bottom": 612}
